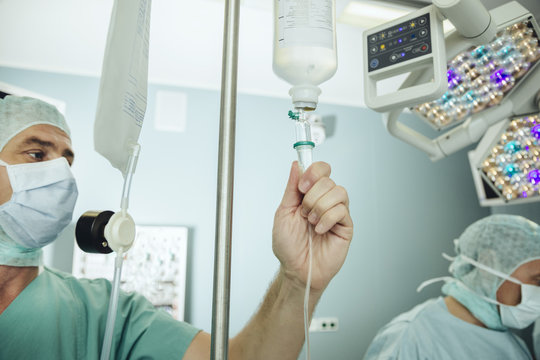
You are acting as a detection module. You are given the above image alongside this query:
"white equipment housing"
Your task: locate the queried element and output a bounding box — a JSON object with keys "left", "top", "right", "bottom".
{"left": 365, "top": 1, "right": 540, "bottom": 162}
{"left": 364, "top": 5, "right": 447, "bottom": 112}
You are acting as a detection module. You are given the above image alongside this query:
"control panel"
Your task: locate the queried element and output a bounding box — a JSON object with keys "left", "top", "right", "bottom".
{"left": 367, "top": 13, "right": 432, "bottom": 72}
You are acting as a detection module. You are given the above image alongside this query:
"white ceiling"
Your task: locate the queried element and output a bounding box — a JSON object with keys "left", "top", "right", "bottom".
{"left": 0, "top": 1, "right": 538, "bottom": 108}
{"left": 0, "top": 0, "right": 370, "bottom": 107}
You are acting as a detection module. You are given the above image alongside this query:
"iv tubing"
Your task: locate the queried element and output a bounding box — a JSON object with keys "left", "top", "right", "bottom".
{"left": 120, "top": 144, "right": 141, "bottom": 215}
{"left": 304, "top": 225, "right": 313, "bottom": 360}
{"left": 292, "top": 109, "right": 314, "bottom": 360}
{"left": 100, "top": 249, "right": 124, "bottom": 360}
{"left": 101, "top": 143, "right": 140, "bottom": 360}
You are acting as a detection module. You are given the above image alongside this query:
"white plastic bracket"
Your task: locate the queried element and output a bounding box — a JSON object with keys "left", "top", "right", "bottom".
{"left": 383, "top": 100, "right": 514, "bottom": 162}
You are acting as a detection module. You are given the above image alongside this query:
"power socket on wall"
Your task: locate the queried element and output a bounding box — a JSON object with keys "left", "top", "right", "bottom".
{"left": 309, "top": 317, "right": 339, "bottom": 332}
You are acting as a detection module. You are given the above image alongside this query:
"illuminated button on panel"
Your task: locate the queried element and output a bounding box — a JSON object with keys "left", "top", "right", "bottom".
{"left": 366, "top": 12, "right": 432, "bottom": 72}
{"left": 390, "top": 52, "right": 407, "bottom": 62}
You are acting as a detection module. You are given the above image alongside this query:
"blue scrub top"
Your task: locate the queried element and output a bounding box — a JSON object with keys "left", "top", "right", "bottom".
{"left": 364, "top": 297, "right": 532, "bottom": 360}
{"left": 0, "top": 267, "right": 200, "bottom": 359}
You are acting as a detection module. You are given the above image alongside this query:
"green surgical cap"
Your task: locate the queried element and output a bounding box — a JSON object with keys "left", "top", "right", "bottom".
{"left": 0, "top": 95, "right": 70, "bottom": 152}
{"left": 450, "top": 214, "right": 540, "bottom": 300}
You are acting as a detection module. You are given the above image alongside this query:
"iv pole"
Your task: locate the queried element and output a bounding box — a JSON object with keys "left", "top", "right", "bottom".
{"left": 210, "top": 0, "right": 240, "bottom": 359}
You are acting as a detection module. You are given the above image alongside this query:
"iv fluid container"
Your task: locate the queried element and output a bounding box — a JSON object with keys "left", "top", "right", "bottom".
{"left": 95, "top": 0, "right": 151, "bottom": 175}
{"left": 273, "top": 0, "right": 337, "bottom": 109}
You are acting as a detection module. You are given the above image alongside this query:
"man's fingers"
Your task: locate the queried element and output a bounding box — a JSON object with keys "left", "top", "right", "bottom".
{"left": 302, "top": 180, "right": 349, "bottom": 220}
{"left": 298, "top": 162, "right": 331, "bottom": 194}
{"left": 313, "top": 203, "right": 352, "bottom": 235}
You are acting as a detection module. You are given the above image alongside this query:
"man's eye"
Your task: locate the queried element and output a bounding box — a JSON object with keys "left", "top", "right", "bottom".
{"left": 28, "top": 152, "right": 45, "bottom": 161}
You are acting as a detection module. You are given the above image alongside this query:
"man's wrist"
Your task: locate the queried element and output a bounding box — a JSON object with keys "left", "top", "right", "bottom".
{"left": 278, "top": 266, "right": 325, "bottom": 300}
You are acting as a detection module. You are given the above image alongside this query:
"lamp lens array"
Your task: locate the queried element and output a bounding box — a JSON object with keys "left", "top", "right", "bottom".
{"left": 413, "top": 21, "right": 540, "bottom": 129}
{"left": 481, "top": 115, "right": 540, "bottom": 201}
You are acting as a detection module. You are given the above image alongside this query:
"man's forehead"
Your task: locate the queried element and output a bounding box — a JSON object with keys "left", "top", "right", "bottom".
{"left": 12, "top": 124, "right": 71, "bottom": 146}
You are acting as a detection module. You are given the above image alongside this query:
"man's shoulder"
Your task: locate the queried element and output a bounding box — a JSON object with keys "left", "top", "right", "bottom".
{"left": 43, "top": 266, "right": 110, "bottom": 289}
{"left": 42, "top": 266, "right": 115, "bottom": 304}
{"left": 385, "top": 297, "right": 443, "bottom": 328}
{"left": 372, "top": 298, "right": 446, "bottom": 346}
{"left": 363, "top": 298, "right": 445, "bottom": 360}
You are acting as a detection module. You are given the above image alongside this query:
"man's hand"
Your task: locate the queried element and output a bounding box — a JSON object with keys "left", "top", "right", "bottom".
{"left": 273, "top": 161, "right": 353, "bottom": 292}
{"left": 184, "top": 161, "right": 353, "bottom": 360}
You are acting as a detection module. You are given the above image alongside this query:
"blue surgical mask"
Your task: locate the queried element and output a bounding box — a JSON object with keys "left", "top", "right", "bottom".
{"left": 0, "top": 157, "right": 78, "bottom": 265}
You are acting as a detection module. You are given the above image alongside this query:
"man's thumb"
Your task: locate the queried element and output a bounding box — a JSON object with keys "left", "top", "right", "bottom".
{"left": 279, "top": 161, "right": 303, "bottom": 208}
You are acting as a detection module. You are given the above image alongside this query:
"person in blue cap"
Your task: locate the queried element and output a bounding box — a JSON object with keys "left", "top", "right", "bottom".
{"left": 0, "top": 95, "right": 354, "bottom": 359}
{"left": 364, "top": 214, "right": 540, "bottom": 359}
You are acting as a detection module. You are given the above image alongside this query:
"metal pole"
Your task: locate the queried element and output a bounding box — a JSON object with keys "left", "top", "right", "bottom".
{"left": 210, "top": 0, "right": 240, "bottom": 359}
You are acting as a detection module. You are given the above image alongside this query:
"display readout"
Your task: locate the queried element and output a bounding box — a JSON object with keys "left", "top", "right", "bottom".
{"left": 367, "top": 13, "right": 432, "bottom": 72}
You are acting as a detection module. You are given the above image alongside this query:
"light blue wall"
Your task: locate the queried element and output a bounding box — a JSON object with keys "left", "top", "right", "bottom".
{"left": 0, "top": 66, "right": 490, "bottom": 359}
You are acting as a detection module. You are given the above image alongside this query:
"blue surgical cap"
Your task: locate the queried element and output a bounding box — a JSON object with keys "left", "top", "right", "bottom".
{"left": 0, "top": 95, "right": 70, "bottom": 152}
{"left": 451, "top": 214, "right": 540, "bottom": 299}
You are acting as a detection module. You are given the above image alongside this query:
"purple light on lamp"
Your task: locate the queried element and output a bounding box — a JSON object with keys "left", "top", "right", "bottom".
{"left": 490, "top": 68, "right": 511, "bottom": 86}
{"left": 528, "top": 169, "right": 540, "bottom": 185}
{"left": 447, "top": 68, "right": 462, "bottom": 89}
{"left": 532, "top": 124, "right": 540, "bottom": 139}
{"left": 398, "top": 38, "right": 403, "bottom": 44}
{"left": 399, "top": 27, "right": 403, "bottom": 31}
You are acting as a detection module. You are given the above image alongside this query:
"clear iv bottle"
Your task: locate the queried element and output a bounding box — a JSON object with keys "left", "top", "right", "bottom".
{"left": 273, "top": 0, "right": 337, "bottom": 110}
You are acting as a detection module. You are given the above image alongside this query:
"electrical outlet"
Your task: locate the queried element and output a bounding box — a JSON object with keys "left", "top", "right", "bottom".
{"left": 309, "top": 317, "right": 339, "bottom": 332}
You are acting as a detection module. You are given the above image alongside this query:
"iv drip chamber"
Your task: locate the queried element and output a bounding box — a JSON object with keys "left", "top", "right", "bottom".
{"left": 273, "top": 0, "right": 337, "bottom": 109}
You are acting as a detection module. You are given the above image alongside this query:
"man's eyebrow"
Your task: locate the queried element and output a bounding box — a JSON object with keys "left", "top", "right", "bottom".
{"left": 22, "top": 136, "right": 56, "bottom": 149}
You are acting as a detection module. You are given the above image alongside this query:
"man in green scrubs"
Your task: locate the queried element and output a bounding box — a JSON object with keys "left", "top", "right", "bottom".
{"left": 0, "top": 96, "right": 354, "bottom": 359}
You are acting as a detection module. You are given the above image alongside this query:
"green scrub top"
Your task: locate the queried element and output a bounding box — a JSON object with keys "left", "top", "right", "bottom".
{"left": 0, "top": 267, "right": 200, "bottom": 359}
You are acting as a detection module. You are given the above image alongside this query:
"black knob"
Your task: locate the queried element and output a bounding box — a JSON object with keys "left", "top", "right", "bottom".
{"left": 75, "top": 211, "right": 114, "bottom": 254}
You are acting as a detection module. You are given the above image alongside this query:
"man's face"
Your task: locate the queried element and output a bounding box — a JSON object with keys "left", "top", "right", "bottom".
{"left": 496, "top": 258, "right": 540, "bottom": 306}
{"left": 0, "top": 124, "right": 74, "bottom": 205}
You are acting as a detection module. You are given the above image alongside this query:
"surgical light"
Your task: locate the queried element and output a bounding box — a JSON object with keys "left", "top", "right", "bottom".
{"left": 413, "top": 21, "right": 540, "bottom": 130}
{"left": 469, "top": 115, "right": 540, "bottom": 205}
{"left": 363, "top": 1, "right": 540, "bottom": 162}
{"left": 482, "top": 115, "right": 540, "bottom": 201}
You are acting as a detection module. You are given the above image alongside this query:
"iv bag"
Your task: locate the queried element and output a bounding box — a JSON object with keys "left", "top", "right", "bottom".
{"left": 95, "top": 0, "right": 152, "bottom": 176}
{"left": 273, "top": 0, "right": 337, "bottom": 86}
{"left": 273, "top": 0, "right": 337, "bottom": 109}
